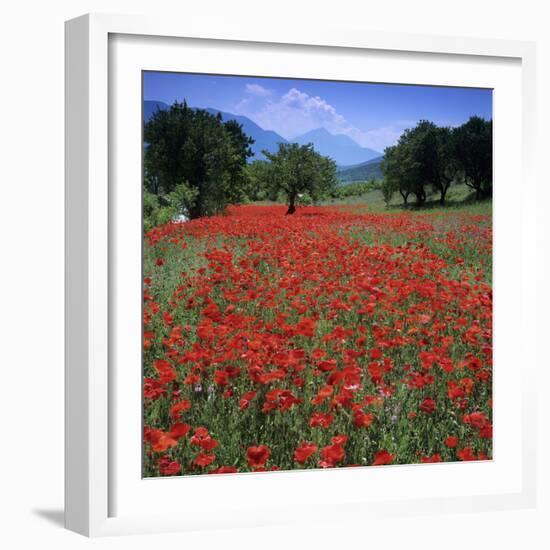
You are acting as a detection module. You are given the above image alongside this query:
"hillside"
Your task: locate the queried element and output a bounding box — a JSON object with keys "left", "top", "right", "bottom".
{"left": 293, "top": 127, "right": 380, "bottom": 167}
{"left": 204, "top": 108, "right": 288, "bottom": 161}
{"left": 337, "top": 156, "right": 384, "bottom": 183}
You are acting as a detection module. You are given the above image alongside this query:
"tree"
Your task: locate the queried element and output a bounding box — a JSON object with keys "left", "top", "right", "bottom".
{"left": 224, "top": 119, "right": 256, "bottom": 203}
{"left": 406, "top": 121, "right": 442, "bottom": 206}
{"left": 144, "top": 101, "right": 254, "bottom": 219}
{"left": 381, "top": 134, "right": 425, "bottom": 206}
{"left": 382, "top": 121, "right": 463, "bottom": 207}
{"left": 432, "top": 126, "right": 461, "bottom": 205}
{"left": 382, "top": 117, "right": 492, "bottom": 207}
{"left": 408, "top": 121, "right": 462, "bottom": 206}
{"left": 263, "top": 143, "right": 337, "bottom": 214}
{"left": 245, "top": 160, "right": 272, "bottom": 201}
{"left": 454, "top": 116, "right": 492, "bottom": 199}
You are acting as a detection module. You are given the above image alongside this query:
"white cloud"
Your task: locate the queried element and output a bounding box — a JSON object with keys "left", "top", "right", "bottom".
{"left": 353, "top": 125, "right": 410, "bottom": 152}
{"left": 280, "top": 88, "right": 346, "bottom": 127}
{"left": 245, "top": 83, "right": 271, "bottom": 97}
{"left": 234, "top": 87, "right": 352, "bottom": 141}
{"left": 233, "top": 87, "right": 414, "bottom": 151}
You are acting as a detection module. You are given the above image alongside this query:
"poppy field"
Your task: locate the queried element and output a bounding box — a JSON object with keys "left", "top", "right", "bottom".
{"left": 143, "top": 204, "right": 492, "bottom": 477}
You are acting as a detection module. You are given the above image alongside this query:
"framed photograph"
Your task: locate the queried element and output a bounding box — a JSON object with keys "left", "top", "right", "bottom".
{"left": 65, "top": 13, "right": 537, "bottom": 536}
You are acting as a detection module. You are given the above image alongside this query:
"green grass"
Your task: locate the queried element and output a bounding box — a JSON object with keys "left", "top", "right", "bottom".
{"left": 322, "top": 183, "right": 491, "bottom": 215}
{"left": 253, "top": 184, "right": 491, "bottom": 216}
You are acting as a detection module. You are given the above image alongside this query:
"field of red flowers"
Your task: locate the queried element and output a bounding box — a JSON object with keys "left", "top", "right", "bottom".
{"left": 143, "top": 204, "right": 492, "bottom": 476}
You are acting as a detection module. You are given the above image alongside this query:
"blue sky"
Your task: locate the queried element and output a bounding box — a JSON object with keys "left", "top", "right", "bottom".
{"left": 144, "top": 72, "right": 492, "bottom": 151}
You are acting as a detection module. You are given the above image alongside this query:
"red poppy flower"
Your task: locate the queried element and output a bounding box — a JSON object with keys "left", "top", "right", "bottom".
{"left": 208, "top": 466, "right": 238, "bottom": 474}
{"left": 330, "top": 434, "right": 349, "bottom": 446}
{"left": 294, "top": 442, "right": 318, "bottom": 464}
{"left": 310, "top": 348, "right": 326, "bottom": 360}
{"left": 354, "top": 410, "right": 374, "bottom": 428}
{"left": 169, "top": 422, "right": 191, "bottom": 439}
{"left": 457, "top": 447, "right": 477, "bottom": 461}
{"left": 445, "top": 436, "right": 459, "bottom": 448}
{"left": 239, "top": 390, "right": 257, "bottom": 410}
{"left": 309, "top": 412, "right": 333, "bottom": 429}
{"left": 421, "top": 454, "right": 442, "bottom": 463}
{"left": 169, "top": 399, "right": 191, "bottom": 420}
{"left": 246, "top": 445, "right": 270, "bottom": 468}
{"left": 189, "top": 427, "right": 219, "bottom": 451}
{"left": 463, "top": 411, "right": 489, "bottom": 429}
{"left": 143, "top": 378, "right": 166, "bottom": 400}
{"left": 320, "top": 443, "right": 345, "bottom": 467}
{"left": 214, "top": 370, "right": 229, "bottom": 386}
{"left": 151, "top": 434, "right": 178, "bottom": 453}
{"left": 194, "top": 453, "right": 216, "bottom": 467}
{"left": 158, "top": 459, "right": 181, "bottom": 476}
{"left": 479, "top": 425, "right": 493, "bottom": 439}
{"left": 154, "top": 359, "right": 176, "bottom": 385}
{"left": 420, "top": 398, "right": 436, "bottom": 414}
{"left": 372, "top": 449, "right": 395, "bottom": 466}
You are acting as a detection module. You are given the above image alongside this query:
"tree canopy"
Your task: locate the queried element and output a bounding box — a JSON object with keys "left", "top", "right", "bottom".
{"left": 381, "top": 116, "right": 492, "bottom": 206}
{"left": 144, "top": 101, "right": 254, "bottom": 219}
{"left": 381, "top": 125, "right": 426, "bottom": 206}
{"left": 454, "top": 116, "right": 492, "bottom": 199}
{"left": 262, "top": 143, "right": 338, "bottom": 214}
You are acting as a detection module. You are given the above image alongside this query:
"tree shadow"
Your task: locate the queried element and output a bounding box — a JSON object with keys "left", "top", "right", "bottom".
{"left": 33, "top": 508, "right": 64, "bottom": 528}
{"left": 390, "top": 190, "right": 491, "bottom": 211}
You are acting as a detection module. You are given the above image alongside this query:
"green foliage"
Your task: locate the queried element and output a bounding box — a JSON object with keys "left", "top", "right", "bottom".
{"left": 143, "top": 190, "right": 175, "bottom": 232}
{"left": 330, "top": 180, "right": 379, "bottom": 201}
{"left": 144, "top": 101, "right": 254, "bottom": 219}
{"left": 297, "top": 191, "right": 314, "bottom": 206}
{"left": 143, "top": 182, "right": 200, "bottom": 231}
{"left": 431, "top": 126, "right": 461, "bottom": 205}
{"left": 454, "top": 116, "right": 492, "bottom": 199}
{"left": 262, "top": 143, "right": 338, "bottom": 214}
{"left": 167, "top": 182, "right": 200, "bottom": 218}
{"left": 381, "top": 117, "right": 492, "bottom": 207}
{"left": 382, "top": 135, "right": 422, "bottom": 206}
{"left": 381, "top": 178, "right": 395, "bottom": 206}
{"left": 245, "top": 160, "right": 273, "bottom": 201}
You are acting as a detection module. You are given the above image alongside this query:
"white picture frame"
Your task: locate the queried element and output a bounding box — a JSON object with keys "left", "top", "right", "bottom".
{"left": 65, "top": 12, "right": 537, "bottom": 537}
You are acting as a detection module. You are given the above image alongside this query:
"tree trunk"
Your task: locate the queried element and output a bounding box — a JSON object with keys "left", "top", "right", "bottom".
{"left": 415, "top": 189, "right": 426, "bottom": 206}
{"left": 188, "top": 197, "right": 203, "bottom": 220}
{"left": 152, "top": 177, "right": 160, "bottom": 195}
{"left": 188, "top": 206, "right": 201, "bottom": 220}
{"left": 286, "top": 194, "right": 297, "bottom": 215}
{"left": 440, "top": 184, "right": 449, "bottom": 205}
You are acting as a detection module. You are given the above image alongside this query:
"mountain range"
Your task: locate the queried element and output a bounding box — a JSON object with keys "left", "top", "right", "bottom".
{"left": 292, "top": 127, "right": 380, "bottom": 166}
{"left": 144, "top": 100, "right": 382, "bottom": 168}
{"left": 143, "top": 100, "right": 170, "bottom": 122}
{"left": 203, "top": 108, "right": 286, "bottom": 162}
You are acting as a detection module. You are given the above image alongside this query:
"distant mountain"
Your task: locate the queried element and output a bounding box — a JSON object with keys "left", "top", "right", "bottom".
{"left": 144, "top": 100, "right": 170, "bottom": 121}
{"left": 337, "top": 156, "right": 384, "bottom": 183}
{"left": 143, "top": 103, "right": 382, "bottom": 166}
{"left": 292, "top": 127, "right": 381, "bottom": 167}
{"left": 143, "top": 101, "right": 287, "bottom": 161}
{"left": 204, "top": 108, "right": 288, "bottom": 161}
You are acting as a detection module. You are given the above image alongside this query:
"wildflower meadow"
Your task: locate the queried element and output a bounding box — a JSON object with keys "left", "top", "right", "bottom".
{"left": 143, "top": 204, "right": 492, "bottom": 476}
